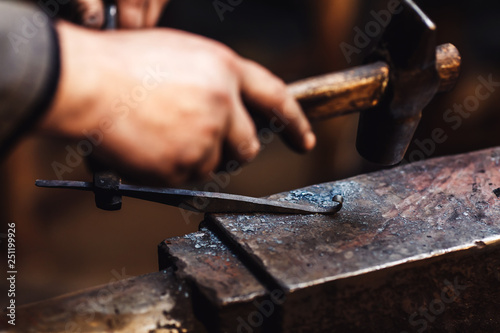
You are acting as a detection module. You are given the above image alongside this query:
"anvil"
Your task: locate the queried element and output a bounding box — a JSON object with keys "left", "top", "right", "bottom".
{"left": 4, "top": 147, "right": 500, "bottom": 332}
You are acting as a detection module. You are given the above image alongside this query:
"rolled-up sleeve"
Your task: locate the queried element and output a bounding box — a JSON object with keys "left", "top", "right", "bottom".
{"left": 0, "top": 1, "right": 60, "bottom": 157}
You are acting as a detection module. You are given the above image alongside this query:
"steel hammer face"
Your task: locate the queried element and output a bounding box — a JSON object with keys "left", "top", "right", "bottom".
{"left": 356, "top": 0, "right": 442, "bottom": 165}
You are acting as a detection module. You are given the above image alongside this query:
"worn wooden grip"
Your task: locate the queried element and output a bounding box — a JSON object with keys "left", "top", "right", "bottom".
{"left": 288, "top": 62, "right": 389, "bottom": 120}
{"left": 289, "top": 43, "right": 461, "bottom": 120}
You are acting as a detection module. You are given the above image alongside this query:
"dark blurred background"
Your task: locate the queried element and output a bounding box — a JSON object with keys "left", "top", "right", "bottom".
{"left": 1, "top": 0, "right": 500, "bottom": 305}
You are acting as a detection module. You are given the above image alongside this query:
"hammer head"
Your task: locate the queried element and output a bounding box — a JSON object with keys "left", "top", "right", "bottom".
{"left": 356, "top": 0, "right": 440, "bottom": 165}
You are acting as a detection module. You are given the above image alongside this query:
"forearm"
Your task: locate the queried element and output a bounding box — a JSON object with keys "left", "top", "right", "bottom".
{"left": 0, "top": 1, "right": 60, "bottom": 158}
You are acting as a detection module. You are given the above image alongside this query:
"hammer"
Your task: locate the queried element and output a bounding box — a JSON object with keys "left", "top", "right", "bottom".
{"left": 288, "top": 0, "right": 460, "bottom": 165}
{"left": 100, "top": 0, "right": 459, "bottom": 167}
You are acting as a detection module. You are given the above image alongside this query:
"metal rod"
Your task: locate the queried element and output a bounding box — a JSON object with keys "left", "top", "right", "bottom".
{"left": 35, "top": 180, "right": 343, "bottom": 215}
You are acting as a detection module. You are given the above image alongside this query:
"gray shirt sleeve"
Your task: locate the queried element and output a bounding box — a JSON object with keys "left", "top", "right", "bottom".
{"left": 0, "top": 1, "right": 60, "bottom": 157}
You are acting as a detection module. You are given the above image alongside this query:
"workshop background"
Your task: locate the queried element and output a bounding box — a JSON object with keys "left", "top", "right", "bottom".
{"left": 1, "top": 0, "right": 500, "bottom": 305}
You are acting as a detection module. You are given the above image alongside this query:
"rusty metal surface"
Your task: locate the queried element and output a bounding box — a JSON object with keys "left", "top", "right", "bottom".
{"left": 0, "top": 271, "right": 207, "bottom": 333}
{"left": 275, "top": 242, "right": 500, "bottom": 332}
{"left": 207, "top": 147, "right": 500, "bottom": 331}
{"left": 234, "top": 241, "right": 500, "bottom": 332}
{"left": 160, "top": 229, "right": 265, "bottom": 306}
{"left": 159, "top": 228, "right": 273, "bottom": 333}
{"left": 210, "top": 147, "right": 500, "bottom": 289}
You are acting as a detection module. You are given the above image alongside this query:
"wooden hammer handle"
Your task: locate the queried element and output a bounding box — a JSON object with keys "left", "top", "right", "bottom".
{"left": 288, "top": 43, "right": 461, "bottom": 120}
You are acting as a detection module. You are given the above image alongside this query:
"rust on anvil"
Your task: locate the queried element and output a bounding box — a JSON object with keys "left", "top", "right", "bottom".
{"left": 159, "top": 228, "right": 272, "bottom": 333}
{"left": 207, "top": 147, "right": 500, "bottom": 332}
{"left": 159, "top": 228, "right": 265, "bottom": 306}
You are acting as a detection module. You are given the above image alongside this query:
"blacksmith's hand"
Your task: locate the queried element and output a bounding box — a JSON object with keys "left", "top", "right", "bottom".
{"left": 38, "top": 22, "right": 315, "bottom": 186}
